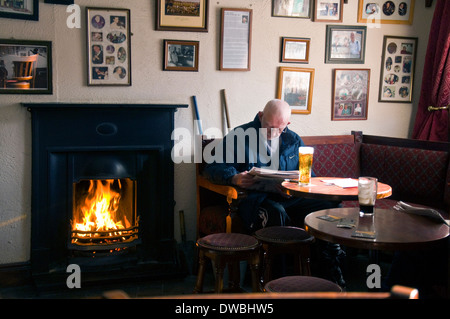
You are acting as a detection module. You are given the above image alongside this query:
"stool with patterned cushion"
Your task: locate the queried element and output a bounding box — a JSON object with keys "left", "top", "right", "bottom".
{"left": 254, "top": 226, "right": 315, "bottom": 284}
{"left": 194, "top": 233, "right": 261, "bottom": 293}
{"left": 264, "top": 275, "right": 342, "bottom": 293}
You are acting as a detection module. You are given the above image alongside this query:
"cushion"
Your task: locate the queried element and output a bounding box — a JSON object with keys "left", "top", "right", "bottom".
{"left": 197, "top": 233, "right": 259, "bottom": 251}
{"left": 254, "top": 226, "right": 314, "bottom": 244}
{"left": 360, "top": 144, "right": 448, "bottom": 206}
{"left": 311, "top": 143, "right": 359, "bottom": 178}
{"left": 264, "top": 275, "right": 342, "bottom": 292}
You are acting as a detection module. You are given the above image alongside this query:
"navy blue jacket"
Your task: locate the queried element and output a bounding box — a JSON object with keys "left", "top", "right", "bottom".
{"left": 203, "top": 114, "right": 310, "bottom": 230}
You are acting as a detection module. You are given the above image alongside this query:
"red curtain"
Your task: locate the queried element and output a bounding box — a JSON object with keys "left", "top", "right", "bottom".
{"left": 411, "top": 0, "right": 450, "bottom": 142}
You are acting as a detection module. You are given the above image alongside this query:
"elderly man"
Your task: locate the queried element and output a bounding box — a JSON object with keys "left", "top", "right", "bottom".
{"left": 203, "top": 99, "right": 345, "bottom": 285}
{"left": 203, "top": 99, "right": 338, "bottom": 231}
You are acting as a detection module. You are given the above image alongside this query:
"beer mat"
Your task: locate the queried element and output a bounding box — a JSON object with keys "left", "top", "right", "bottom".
{"left": 317, "top": 215, "right": 341, "bottom": 222}
{"left": 352, "top": 230, "right": 376, "bottom": 239}
{"left": 336, "top": 218, "right": 356, "bottom": 228}
{"left": 321, "top": 178, "right": 358, "bottom": 188}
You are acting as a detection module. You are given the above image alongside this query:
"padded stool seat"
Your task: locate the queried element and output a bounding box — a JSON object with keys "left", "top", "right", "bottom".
{"left": 265, "top": 275, "right": 343, "bottom": 293}
{"left": 254, "top": 226, "right": 314, "bottom": 283}
{"left": 194, "top": 233, "right": 261, "bottom": 293}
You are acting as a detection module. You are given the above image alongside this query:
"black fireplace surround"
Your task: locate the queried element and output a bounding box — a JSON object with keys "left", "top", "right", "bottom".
{"left": 23, "top": 103, "right": 187, "bottom": 283}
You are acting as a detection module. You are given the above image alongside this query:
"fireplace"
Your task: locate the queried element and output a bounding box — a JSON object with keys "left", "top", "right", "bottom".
{"left": 24, "top": 103, "right": 187, "bottom": 283}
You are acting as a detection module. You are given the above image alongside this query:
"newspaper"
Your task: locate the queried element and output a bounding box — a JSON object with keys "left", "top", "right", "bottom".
{"left": 248, "top": 167, "right": 299, "bottom": 181}
{"left": 246, "top": 167, "right": 298, "bottom": 193}
{"left": 393, "top": 201, "right": 450, "bottom": 226}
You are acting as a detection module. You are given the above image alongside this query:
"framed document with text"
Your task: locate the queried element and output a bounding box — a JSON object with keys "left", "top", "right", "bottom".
{"left": 220, "top": 8, "right": 252, "bottom": 71}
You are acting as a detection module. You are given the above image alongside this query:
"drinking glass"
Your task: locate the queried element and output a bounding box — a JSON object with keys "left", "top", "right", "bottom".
{"left": 298, "top": 146, "right": 314, "bottom": 186}
{"left": 358, "top": 177, "right": 377, "bottom": 215}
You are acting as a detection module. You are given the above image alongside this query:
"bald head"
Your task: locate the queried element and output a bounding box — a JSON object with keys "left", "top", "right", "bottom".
{"left": 259, "top": 99, "right": 291, "bottom": 140}
{"left": 263, "top": 99, "right": 291, "bottom": 122}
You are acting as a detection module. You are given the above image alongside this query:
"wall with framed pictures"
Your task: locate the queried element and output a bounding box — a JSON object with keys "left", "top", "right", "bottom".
{"left": 0, "top": 0, "right": 438, "bottom": 265}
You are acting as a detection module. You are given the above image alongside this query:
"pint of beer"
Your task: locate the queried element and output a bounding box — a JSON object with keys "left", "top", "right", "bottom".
{"left": 358, "top": 177, "right": 377, "bottom": 215}
{"left": 298, "top": 147, "right": 314, "bottom": 186}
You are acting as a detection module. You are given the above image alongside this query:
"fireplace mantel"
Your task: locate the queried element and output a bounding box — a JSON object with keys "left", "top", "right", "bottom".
{"left": 23, "top": 103, "right": 188, "bottom": 283}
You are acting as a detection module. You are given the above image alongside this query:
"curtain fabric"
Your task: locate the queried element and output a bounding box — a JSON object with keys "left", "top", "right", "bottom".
{"left": 411, "top": 0, "right": 450, "bottom": 142}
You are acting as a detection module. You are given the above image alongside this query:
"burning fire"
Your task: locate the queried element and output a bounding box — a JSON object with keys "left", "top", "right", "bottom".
{"left": 73, "top": 179, "right": 131, "bottom": 239}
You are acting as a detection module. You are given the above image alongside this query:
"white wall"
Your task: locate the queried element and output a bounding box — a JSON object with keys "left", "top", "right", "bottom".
{"left": 0, "top": 0, "right": 435, "bottom": 264}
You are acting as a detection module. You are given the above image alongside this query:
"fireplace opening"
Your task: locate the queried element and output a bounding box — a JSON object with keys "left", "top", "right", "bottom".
{"left": 69, "top": 178, "right": 140, "bottom": 257}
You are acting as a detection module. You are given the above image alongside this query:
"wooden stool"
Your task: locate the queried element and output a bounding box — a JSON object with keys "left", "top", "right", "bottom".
{"left": 194, "top": 233, "right": 261, "bottom": 293}
{"left": 254, "top": 226, "right": 314, "bottom": 284}
{"left": 264, "top": 275, "right": 342, "bottom": 293}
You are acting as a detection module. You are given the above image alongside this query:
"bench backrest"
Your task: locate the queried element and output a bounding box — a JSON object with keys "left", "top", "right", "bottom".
{"left": 302, "top": 134, "right": 360, "bottom": 178}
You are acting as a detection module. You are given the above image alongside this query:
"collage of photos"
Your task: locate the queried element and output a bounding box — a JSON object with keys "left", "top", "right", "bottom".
{"left": 87, "top": 8, "right": 131, "bottom": 86}
{"left": 332, "top": 69, "right": 370, "bottom": 120}
{"left": 379, "top": 36, "right": 416, "bottom": 102}
{"left": 358, "top": 0, "right": 414, "bottom": 24}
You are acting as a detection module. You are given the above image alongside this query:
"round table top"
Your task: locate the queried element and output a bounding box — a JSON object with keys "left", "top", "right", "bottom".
{"left": 304, "top": 207, "right": 449, "bottom": 251}
{"left": 282, "top": 177, "right": 392, "bottom": 201}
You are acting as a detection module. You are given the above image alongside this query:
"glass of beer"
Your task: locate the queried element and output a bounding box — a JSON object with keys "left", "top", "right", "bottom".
{"left": 358, "top": 177, "right": 377, "bottom": 215}
{"left": 298, "top": 147, "right": 314, "bottom": 186}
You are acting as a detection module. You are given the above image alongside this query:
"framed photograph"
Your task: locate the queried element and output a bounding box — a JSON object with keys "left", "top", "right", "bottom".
{"left": 0, "top": 39, "right": 52, "bottom": 94}
{"left": 163, "top": 40, "right": 199, "bottom": 72}
{"left": 272, "top": 0, "right": 311, "bottom": 18}
{"left": 277, "top": 67, "right": 315, "bottom": 114}
{"left": 44, "top": 0, "right": 74, "bottom": 4}
{"left": 379, "top": 35, "right": 417, "bottom": 103}
{"left": 281, "top": 37, "right": 310, "bottom": 63}
{"left": 314, "top": 0, "right": 343, "bottom": 22}
{"left": 220, "top": 8, "right": 252, "bottom": 71}
{"left": 0, "top": 0, "right": 38, "bottom": 21}
{"left": 332, "top": 69, "right": 370, "bottom": 121}
{"left": 325, "top": 25, "right": 366, "bottom": 64}
{"left": 156, "top": 0, "right": 208, "bottom": 32}
{"left": 86, "top": 7, "right": 131, "bottom": 86}
{"left": 358, "top": 0, "right": 415, "bottom": 25}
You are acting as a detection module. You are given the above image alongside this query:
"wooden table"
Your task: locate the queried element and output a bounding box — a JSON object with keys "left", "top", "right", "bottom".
{"left": 282, "top": 177, "right": 392, "bottom": 202}
{"left": 304, "top": 207, "right": 449, "bottom": 251}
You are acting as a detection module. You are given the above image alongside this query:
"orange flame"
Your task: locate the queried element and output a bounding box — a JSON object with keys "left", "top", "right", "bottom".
{"left": 73, "top": 179, "right": 128, "bottom": 234}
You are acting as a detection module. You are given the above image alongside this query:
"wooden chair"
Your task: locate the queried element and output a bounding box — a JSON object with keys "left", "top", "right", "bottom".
{"left": 196, "top": 136, "right": 247, "bottom": 238}
{"left": 4, "top": 54, "right": 38, "bottom": 89}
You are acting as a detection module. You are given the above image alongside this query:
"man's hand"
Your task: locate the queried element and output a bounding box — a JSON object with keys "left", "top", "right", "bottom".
{"left": 231, "top": 171, "right": 256, "bottom": 189}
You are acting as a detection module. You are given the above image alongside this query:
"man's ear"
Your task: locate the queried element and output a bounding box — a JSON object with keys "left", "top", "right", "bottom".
{"left": 258, "top": 111, "right": 263, "bottom": 120}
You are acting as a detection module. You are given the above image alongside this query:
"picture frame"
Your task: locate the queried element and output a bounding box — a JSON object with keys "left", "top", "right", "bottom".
{"left": 277, "top": 67, "right": 315, "bottom": 114}
{"left": 0, "top": 39, "right": 52, "bottom": 94}
{"left": 0, "top": 0, "right": 38, "bottom": 21}
{"left": 332, "top": 68, "right": 370, "bottom": 121}
{"left": 86, "top": 7, "right": 131, "bottom": 86}
{"left": 220, "top": 8, "right": 252, "bottom": 71}
{"left": 325, "top": 25, "right": 366, "bottom": 64}
{"left": 358, "top": 0, "right": 415, "bottom": 25}
{"left": 156, "top": 0, "right": 208, "bottom": 32}
{"left": 44, "top": 0, "right": 74, "bottom": 4}
{"left": 379, "top": 35, "right": 417, "bottom": 103}
{"left": 281, "top": 37, "right": 310, "bottom": 63}
{"left": 314, "top": 0, "right": 344, "bottom": 22}
{"left": 163, "top": 40, "right": 199, "bottom": 72}
{"left": 272, "top": 0, "right": 311, "bottom": 19}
